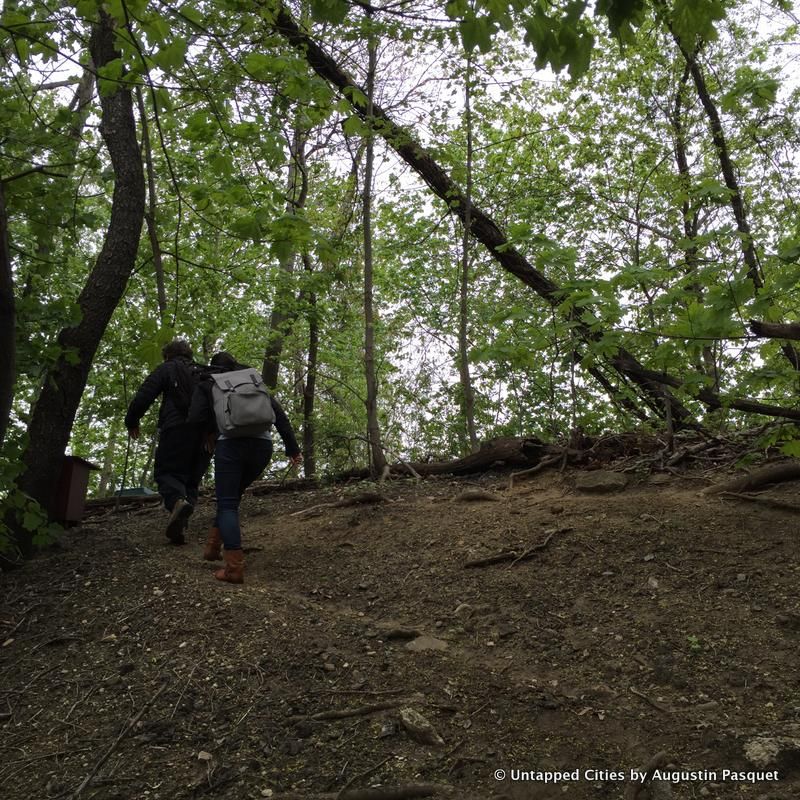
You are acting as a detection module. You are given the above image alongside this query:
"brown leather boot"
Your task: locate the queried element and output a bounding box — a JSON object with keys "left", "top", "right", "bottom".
{"left": 214, "top": 549, "right": 244, "bottom": 584}
{"left": 203, "top": 527, "right": 223, "bottom": 561}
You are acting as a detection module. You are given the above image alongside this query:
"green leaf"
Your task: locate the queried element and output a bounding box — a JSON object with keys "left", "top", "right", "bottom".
{"left": 97, "top": 58, "right": 124, "bottom": 97}
{"left": 152, "top": 37, "right": 187, "bottom": 71}
{"left": 459, "top": 17, "right": 494, "bottom": 54}
{"left": 671, "top": 0, "right": 725, "bottom": 45}
{"left": 309, "top": 0, "right": 348, "bottom": 24}
{"left": 777, "top": 240, "right": 800, "bottom": 263}
{"left": 781, "top": 440, "right": 800, "bottom": 458}
{"left": 341, "top": 115, "right": 365, "bottom": 136}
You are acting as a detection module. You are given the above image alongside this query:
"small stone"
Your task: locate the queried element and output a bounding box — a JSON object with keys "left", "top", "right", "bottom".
{"left": 399, "top": 707, "right": 445, "bottom": 746}
{"left": 323, "top": 663, "right": 335, "bottom": 672}
{"left": 405, "top": 635, "right": 448, "bottom": 652}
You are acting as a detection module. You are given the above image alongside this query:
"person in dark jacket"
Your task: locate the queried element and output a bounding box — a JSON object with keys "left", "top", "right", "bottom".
{"left": 188, "top": 351, "right": 302, "bottom": 583}
{"left": 124, "top": 339, "right": 210, "bottom": 544}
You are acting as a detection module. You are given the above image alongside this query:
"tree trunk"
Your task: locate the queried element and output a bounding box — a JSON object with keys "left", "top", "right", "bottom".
{"left": 302, "top": 252, "right": 318, "bottom": 477}
{"left": 136, "top": 86, "right": 167, "bottom": 320}
{"left": 362, "top": 18, "right": 387, "bottom": 477}
{"left": 458, "top": 56, "right": 478, "bottom": 454}
{"left": 13, "top": 10, "right": 145, "bottom": 555}
{"left": 670, "top": 31, "right": 799, "bottom": 370}
{"left": 262, "top": 123, "right": 308, "bottom": 389}
{"left": 0, "top": 180, "right": 14, "bottom": 446}
{"left": 96, "top": 427, "right": 118, "bottom": 496}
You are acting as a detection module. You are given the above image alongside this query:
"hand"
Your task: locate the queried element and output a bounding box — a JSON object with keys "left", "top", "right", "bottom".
{"left": 204, "top": 433, "right": 217, "bottom": 454}
{"left": 128, "top": 426, "right": 140, "bottom": 440}
{"left": 290, "top": 453, "right": 303, "bottom": 467}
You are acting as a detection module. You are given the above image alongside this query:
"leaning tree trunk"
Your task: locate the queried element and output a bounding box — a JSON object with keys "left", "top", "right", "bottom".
{"left": 0, "top": 180, "right": 14, "bottom": 446}
{"left": 272, "top": 2, "right": 800, "bottom": 426}
{"left": 13, "top": 10, "right": 145, "bottom": 555}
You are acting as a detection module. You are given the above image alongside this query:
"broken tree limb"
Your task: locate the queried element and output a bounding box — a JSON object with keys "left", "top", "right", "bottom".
{"left": 701, "top": 461, "right": 800, "bottom": 495}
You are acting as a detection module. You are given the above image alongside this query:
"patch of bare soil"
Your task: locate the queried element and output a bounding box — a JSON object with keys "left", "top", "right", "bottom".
{"left": 2, "top": 467, "right": 800, "bottom": 800}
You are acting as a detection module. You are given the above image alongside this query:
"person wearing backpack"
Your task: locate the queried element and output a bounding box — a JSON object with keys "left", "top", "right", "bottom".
{"left": 188, "top": 351, "right": 302, "bottom": 584}
{"left": 124, "top": 339, "right": 210, "bottom": 545}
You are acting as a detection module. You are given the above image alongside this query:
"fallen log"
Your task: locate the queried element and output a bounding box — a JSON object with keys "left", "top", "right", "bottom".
{"left": 702, "top": 460, "right": 800, "bottom": 495}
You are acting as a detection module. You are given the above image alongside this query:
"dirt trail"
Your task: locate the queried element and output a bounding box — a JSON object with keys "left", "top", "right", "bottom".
{"left": 2, "top": 470, "right": 799, "bottom": 799}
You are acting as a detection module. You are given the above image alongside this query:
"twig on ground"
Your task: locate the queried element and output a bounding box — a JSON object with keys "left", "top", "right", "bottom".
{"left": 70, "top": 681, "right": 169, "bottom": 799}
{"left": 287, "top": 695, "right": 423, "bottom": 724}
{"left": 463, "top": 527, "right": 572, "bottom": 569}
{"left": 290, "top": 492, "right": 389, "bottom": 518}
{"left": 628, "top": 687, "right": 671, "bottom": 714}
{"left": 508, "top": 455, "right": 561, "bottom": 491}
{"left": 337, "top": 755, "right": 395, "bottom": 799}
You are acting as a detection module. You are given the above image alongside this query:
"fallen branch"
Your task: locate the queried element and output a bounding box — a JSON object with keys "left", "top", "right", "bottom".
{"left": 701, "top": 461, "right": 800, "bottom": 495}
{"left": 290, "top": 492, "right": 389, "bottom": 518}
{"left": 508, "top": 455, "right": 562, "bottom": 490}
{"left": 666, "top": 439, "right": 719, "bottom": 466}
{"left": 463, "top": 527, "right": 571, "bottom": 568}
{"left": 287, "top": 695, "right": 423, "bottom": 724}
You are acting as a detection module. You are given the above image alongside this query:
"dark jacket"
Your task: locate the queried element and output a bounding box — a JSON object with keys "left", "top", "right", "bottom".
{"left": 124, "top": 357, "right": 195, "bottom": 432}
{"left": 187, "top": 367, "right": 301, "bottom": 458}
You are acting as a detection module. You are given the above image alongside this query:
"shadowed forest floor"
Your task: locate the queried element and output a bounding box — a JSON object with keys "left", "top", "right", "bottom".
{"left": 2, "top": 465, "right": 800, "bottom": 800}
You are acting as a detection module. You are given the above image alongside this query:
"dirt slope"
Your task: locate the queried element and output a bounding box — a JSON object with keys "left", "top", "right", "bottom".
{"left": 2, "top": 469, "right": 799, "bottom": 800}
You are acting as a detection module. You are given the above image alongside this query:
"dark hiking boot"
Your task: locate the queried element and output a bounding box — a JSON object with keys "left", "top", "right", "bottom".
{"left": 214, "top": 549, "right": 244, "bottom": 584}
{"left": 203, "top": 526, "right": 223, "bottom": 561}
{"left": 165, "top": 498, "right": 192, "bottom": 545}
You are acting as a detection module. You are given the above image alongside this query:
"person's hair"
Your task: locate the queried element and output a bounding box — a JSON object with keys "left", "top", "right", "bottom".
{"left": 162, "top": 339, "right": 193, "bottom": 361}
{"left": 210, "top": 351, "right": 238, "bottom": 370}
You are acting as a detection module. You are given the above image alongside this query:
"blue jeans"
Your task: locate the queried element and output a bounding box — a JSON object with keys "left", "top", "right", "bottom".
{"left": 214, "top": 437, "right": 272, "bottom": 550}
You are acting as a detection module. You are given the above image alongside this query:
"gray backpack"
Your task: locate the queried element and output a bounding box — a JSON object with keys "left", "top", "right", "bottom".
{"left": 210, "top": 369, "right": 275, "bottom": 437}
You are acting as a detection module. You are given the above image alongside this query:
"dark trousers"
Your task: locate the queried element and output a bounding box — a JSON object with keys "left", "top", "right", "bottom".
{"left": 214, "top": 437, "right": 272, "bottom": 550}
{"left": 154, "top": 423, "right": 210, "bottom": 511}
